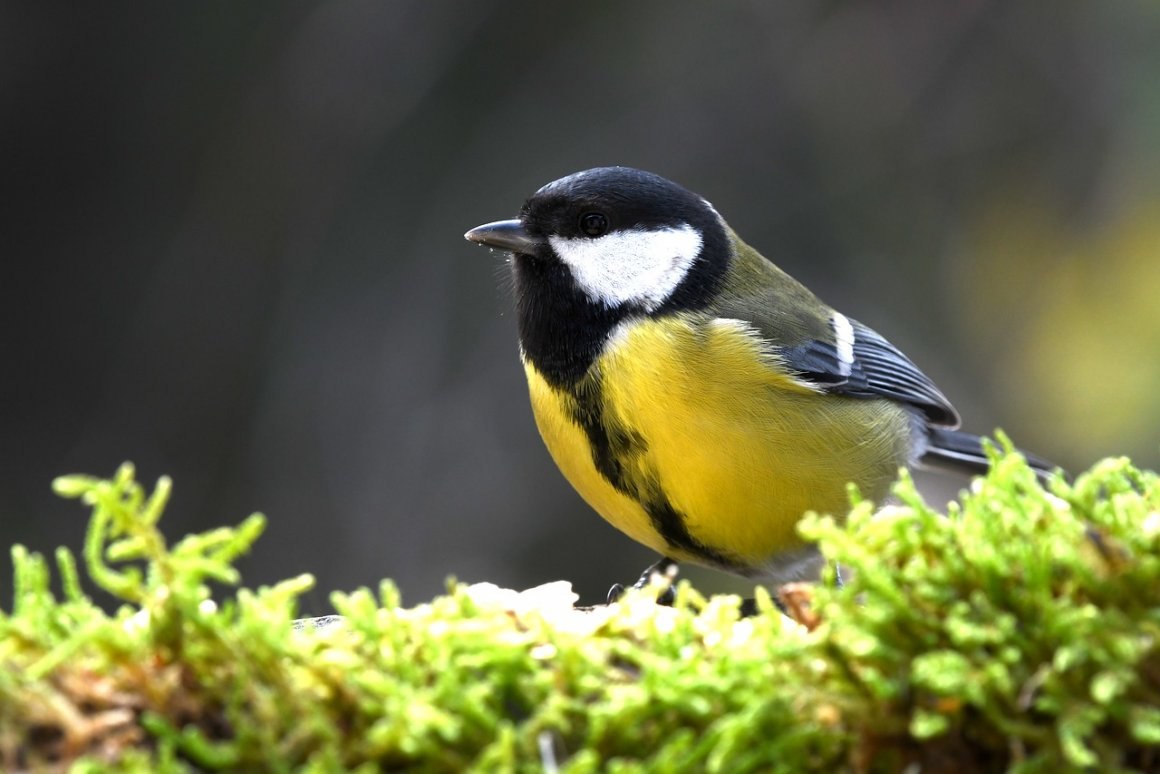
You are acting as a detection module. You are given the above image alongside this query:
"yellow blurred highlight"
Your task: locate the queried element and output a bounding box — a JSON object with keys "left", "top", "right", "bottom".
{"left": 953, "top": 194, "right": 1160, "bottom": 469}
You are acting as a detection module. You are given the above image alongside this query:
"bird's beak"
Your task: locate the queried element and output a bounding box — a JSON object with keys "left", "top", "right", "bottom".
{"left": 464, "top": 219, "right": 545, "bottom": 255}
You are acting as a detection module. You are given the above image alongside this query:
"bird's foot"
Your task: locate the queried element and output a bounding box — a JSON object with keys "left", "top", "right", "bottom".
{"left": 606, "top": 558, "right": 678, "bottom": 606}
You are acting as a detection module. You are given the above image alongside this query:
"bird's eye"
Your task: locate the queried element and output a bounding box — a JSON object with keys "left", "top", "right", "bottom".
{"left": 578, "top": 212, "right": 608, "bottom": 237}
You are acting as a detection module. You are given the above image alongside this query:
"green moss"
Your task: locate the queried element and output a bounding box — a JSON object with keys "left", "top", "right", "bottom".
{"left": 2, "top": 440, "right": 1159, "bottom": 771}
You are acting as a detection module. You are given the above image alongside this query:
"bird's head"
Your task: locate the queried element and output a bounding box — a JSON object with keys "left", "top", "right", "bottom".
{"left": 465, "top": 166, "right": 730, "bottom": 316}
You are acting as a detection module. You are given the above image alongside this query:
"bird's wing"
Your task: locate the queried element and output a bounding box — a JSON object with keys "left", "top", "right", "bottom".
{"left": 711, "top": 236, "right": 961, "bottom": 428}
{"left": 778, "top": 317, "right": 961, "bottom": 428}
{"left": 711, "top": 301, "right": 957, "bottom": 428}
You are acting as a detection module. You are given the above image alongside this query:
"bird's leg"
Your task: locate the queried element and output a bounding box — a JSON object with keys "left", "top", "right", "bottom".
{"left": 736, "top": 563, "right": 844, "bottom": 618}
{"left": 607, "top": 558, "right": 845, "bottom": 617}
{"left": 606, "top": 557, "right": 678, "bottom": 605}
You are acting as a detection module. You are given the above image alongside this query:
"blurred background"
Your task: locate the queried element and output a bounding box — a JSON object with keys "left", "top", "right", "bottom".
{"left": 3, "top": 2, "right": 1159, "bottom": 612}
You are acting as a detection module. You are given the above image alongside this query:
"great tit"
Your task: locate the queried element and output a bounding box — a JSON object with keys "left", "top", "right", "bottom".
{"left": 465, "top": 167, "right": 1054, "bottom": 587}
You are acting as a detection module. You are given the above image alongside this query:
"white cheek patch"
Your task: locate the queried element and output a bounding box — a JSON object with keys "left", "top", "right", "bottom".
{"left": 548, "top": 225, "right": 702, "bottom": 311}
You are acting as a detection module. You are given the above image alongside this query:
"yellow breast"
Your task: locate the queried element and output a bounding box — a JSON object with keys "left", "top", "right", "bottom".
{"left": 523, "top": 314, "right": 914, "bottom": 577}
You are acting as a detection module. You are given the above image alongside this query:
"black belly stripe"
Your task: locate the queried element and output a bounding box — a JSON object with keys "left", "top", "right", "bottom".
{"left": 640, "top": 498, "right": 744, "bottom": 573}
{"left": 565, "top": 371, "right": 744, "bottom": 572}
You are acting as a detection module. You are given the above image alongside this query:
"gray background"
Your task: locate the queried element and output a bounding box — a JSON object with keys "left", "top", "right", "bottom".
{"left": 3, "top": 2, "right": 1159, "bottom": 611}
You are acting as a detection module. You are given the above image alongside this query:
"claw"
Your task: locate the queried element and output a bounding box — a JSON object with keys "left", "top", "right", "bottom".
{"left": 632, "top": 557, "right": 677, "bottom": 590}
{"left": 605, "top": 558, "right": 680, "bottom": 607}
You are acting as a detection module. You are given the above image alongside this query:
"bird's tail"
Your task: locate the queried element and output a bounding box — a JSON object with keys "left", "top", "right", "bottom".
{"left": 920, "top": 428, "right": 1058, "bottom": 480}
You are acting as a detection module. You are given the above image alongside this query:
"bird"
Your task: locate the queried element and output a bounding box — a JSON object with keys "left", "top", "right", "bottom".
{"left": 464, "top": 166, "right": 1054, "bottom": 594}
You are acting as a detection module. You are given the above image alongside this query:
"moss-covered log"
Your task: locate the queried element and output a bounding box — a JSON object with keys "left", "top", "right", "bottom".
{"left": 1, "top": 441, "right": 1158, "bottom": 771}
